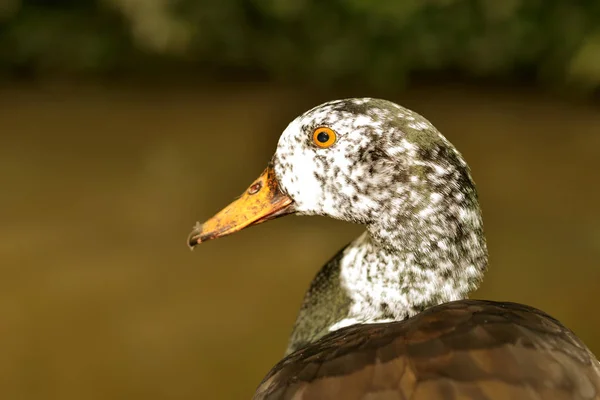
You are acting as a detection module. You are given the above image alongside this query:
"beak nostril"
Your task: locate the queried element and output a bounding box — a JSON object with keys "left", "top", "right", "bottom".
{"left": 248, "top": 182, "right": 262, "bottom": 195}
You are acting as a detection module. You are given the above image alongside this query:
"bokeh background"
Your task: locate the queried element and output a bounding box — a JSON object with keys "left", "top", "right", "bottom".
{"left": 1, "top": 1, "right": 600, "bottom": 399}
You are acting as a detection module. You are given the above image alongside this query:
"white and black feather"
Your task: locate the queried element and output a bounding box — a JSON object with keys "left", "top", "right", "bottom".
{"left": 271, "top": 98, "right": 487, "bottom": 354}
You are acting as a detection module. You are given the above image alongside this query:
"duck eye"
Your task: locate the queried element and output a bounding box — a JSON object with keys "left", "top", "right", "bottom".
{"left": 312, "top": 127, "right": 337, "bottom": 148}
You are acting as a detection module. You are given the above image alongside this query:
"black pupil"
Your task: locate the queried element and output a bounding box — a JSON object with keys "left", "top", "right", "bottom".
{"left": 317, "top": 131, "right": 330, "bottom": 143}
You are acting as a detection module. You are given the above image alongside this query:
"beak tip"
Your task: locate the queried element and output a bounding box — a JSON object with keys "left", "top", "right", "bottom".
{"left": 187, "top": 222, "right": 203, "bottom": 250}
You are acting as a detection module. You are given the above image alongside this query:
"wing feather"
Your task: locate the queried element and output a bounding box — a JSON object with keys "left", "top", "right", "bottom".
{"left": 254, "top": 300, "right": 600, "bottom": 400}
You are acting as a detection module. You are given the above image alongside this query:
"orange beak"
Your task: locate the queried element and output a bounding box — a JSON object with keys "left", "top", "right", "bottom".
{"left": 187, "top": 163, "right": 294, "bottom": 248}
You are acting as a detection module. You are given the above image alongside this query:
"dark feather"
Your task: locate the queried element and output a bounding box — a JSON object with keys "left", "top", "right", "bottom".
{"left": 254, "top": 300, "right": 600, "bottom": 400}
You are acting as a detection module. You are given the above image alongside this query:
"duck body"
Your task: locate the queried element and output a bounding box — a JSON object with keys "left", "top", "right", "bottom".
{"left": 255, "top": 300, "right": 600, "bottom": 400}
{"left": 188, "top": 98, "right": 600, "bottom": 399}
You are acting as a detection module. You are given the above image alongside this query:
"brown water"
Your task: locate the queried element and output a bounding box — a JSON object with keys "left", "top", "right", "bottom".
{"left": 1, "top": 82, "right": 599, "bottom": 399}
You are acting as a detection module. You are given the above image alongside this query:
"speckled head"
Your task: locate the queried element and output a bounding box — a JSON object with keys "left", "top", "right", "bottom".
{"left": 272, "top": 98, "right": 481, "bottom": 245}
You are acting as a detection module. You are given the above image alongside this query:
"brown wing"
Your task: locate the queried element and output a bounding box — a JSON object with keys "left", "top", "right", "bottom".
{"left": 254, "top": 300, "right": 600, "bottom": 400}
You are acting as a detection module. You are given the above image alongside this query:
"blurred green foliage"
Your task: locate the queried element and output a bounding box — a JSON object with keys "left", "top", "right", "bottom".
{"left": 1, "top": 0, "right": 600, "bottom": 90}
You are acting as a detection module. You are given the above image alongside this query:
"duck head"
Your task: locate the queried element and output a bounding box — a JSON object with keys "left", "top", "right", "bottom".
{"left": 189, "top": 98, "right": 484, "bottom": 253}
{"left": 189, "top": 98, "right": 488, "bottom": 353}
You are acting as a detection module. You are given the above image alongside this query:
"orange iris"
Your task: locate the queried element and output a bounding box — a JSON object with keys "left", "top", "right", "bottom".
{"left": 312, "top": 127, "right": 337, "bottom": 148}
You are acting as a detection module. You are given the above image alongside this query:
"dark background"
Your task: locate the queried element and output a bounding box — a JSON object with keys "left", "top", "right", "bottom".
{"left": 1, "top": 1, "right": 599, "bottom": 399}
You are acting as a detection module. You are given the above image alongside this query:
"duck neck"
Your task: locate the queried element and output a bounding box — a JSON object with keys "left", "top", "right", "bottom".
{"left": 286, "top": 197, "right": 487, "bottom": 355}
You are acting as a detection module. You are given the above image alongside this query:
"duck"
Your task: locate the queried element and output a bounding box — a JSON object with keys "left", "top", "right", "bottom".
{"left": 188, "top": 98, "right": 600, "bottom": 399}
